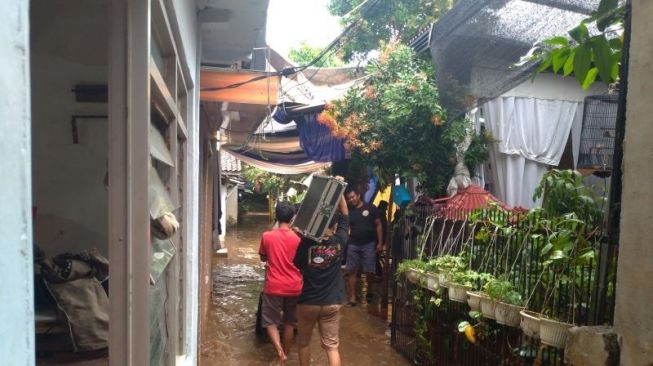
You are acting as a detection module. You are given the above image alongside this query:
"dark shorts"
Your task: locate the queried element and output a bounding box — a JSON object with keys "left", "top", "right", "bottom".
{"left": 261, "top": 294, "right": 298, "bottom": 328}
{"left": 297, "top": 304, "right": 342, "bottom": 350}
{"left": 346, "top": 241, "right": 376, "bottom": 274}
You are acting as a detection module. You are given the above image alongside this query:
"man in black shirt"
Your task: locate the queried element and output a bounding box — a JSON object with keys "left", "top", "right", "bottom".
{"left": 344, "top": 187, "right": 383, "bottom": 306}
{"left": 293, "top": 194, "right": 349, "bottom": 366}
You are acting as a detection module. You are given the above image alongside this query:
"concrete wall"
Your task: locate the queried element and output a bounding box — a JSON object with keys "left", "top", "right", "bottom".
{"left": 30, "top": 0, "right": 109, "bottom": 257}
{"left": 226, "top": 185, "right": 239, "bottom": 225}
{"left": 0, "top": 0, "right": 35, "bottom": 364}
{"left": 614, "top": 1, "right": 653, "bottom": 365}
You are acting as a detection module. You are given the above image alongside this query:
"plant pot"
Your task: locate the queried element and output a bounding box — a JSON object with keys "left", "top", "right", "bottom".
{"left": 466, "top": 291, "right": 483, "bottom": 311}
{"left": 479, "top": 295, "right": 497, "bottom": 319}
{"left": 448, "top": 283, "right": 472, "bottom": 303}
{"left": 495, "top": 302, "right": 524, "bottom": 327}
{"left": 424, "top": 272, "right": 440, "bottom": 291}
{"left": 438, "top": 272, "right": 449, "bottom": 288}
{"left": 540, "top": 317, "right": 573, "bottom": 349}
{"left": 519, "top": 310, "right": 541, "bottom": 339}
{"left": 406, "top": 268, "right": 424, "bottom": 284}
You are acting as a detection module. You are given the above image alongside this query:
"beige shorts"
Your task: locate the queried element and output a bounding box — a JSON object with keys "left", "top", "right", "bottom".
{"left": 296, "top": 304, "right": 342, "bottom": 350}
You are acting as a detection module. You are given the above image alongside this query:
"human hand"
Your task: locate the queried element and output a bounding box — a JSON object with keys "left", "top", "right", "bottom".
{"left": 292, "top": 227, "right": 304, "bottom": 236}
{"left": 376, "top": 243, "right": 384, "bottom": 254}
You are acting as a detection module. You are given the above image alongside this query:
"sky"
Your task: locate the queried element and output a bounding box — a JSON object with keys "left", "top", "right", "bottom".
{"left": 266, "top": 0, "right": 343, "bottom": 58}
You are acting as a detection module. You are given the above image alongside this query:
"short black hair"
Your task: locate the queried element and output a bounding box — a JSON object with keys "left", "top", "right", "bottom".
{"left": 275, "top": 201, "right": 295, "bottom": 223}
{"left": 344, "top": 186, "right": 359, "bottom": 196}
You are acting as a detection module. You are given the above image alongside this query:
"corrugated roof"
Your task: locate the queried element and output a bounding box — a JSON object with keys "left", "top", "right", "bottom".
{"left": 220, "top": 150, "right": 242, "bottom": 172}
{"left": 439, "top": 185, "right": 509, "bottom": 219}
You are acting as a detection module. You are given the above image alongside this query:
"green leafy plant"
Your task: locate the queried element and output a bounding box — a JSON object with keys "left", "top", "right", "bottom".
{"left": 396, "top": 258, "right": 426, "bottom": 277}
{"left": 242, "top": 163, "right": 306, "bottom": 201}
{"left": 484, "top": 279, "right": 523, "bottom": 306}
{"left": 288, "top": 41, "right": 345, "bottom": 67}
{"left": 328, "top": 0, "right": 455, "bottom": 62}
{"left": 450, "top": 270, "right": 494, "bottom": 290}
{"left": 519, "top": 0, "right": 625, "bottom": 89}
{"left": 464, "top": 129, "right": 496, "bottom": 176}
{"left": 534, "top": 169, "right": 605, "bottom": 227}
{"left": 319, "top": 43, "right": 487, "bottom": 196}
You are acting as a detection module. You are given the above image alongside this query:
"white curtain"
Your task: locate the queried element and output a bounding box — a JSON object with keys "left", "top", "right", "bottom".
{"left": 484, "top": 97, "right": 581, "bottom": 208}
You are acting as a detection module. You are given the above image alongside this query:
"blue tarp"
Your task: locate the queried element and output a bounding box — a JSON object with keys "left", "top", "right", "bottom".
{"left": 272, "top": 106, "right": 346, "bottom": 163}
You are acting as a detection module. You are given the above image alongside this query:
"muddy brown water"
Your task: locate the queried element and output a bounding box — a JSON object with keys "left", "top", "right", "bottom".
{"left": 200, "top": 213, "right": 410, "bottom": 366}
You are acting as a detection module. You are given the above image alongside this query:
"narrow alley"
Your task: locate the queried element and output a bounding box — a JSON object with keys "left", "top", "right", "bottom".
{"left": 199, "top": 213, "right": 409, "bottom": 366}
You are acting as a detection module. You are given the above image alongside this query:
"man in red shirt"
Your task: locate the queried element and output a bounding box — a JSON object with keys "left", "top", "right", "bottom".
{"left": 259, "top": 201, "right": 302, "bottom": 363}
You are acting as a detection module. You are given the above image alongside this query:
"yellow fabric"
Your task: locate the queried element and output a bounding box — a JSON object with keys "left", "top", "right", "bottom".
{"left": 373, "top": 185, "right": 399, "bottom": 222}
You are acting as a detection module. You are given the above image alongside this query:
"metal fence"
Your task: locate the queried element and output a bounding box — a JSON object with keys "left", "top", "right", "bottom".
{"left": 390, "top": 206, "right": 617, "bottom": 366}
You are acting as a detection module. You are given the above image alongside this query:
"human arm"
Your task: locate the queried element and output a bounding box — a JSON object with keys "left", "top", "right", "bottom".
{"left": 293, "top": 240, "right": 307, "bottom": 273}
{"left": 258, "top": 237, "right": 268, "bottom": 262}
{"left": 334, "top": 195, "right": 350, "bottom": 247}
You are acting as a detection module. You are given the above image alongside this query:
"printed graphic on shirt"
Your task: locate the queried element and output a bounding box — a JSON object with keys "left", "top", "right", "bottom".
{"left": 308, "top": 244, "right": 342, "bottom": 269}
{"left": 362, "top": 210, "right": 369, "bottom": 217}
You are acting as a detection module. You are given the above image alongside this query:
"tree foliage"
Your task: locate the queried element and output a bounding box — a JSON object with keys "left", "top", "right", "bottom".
{"left": 318, "top": 43, "right": 484, "bottom": 196}
{"left": 287, "top": 42, "right": 344, "bottom": 67}
{"left": 522, "top": 0, "right": 624, "bottom": 89}
{"left": 241, "top": 164, "right": 305, "bottom": 199}
{"left": 327, "top": 0, "right": 455, "bottom": 61}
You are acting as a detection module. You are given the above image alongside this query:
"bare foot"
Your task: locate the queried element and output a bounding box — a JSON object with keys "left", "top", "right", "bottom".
{"left": 277, "top": 349, "right": 288, "bottom": 363}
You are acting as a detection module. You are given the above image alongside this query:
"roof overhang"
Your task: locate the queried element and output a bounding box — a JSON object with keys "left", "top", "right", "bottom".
{"left": 200, "top": 68, "right": 278, "bottom": 105}
{"left": 198, "top": 0, "right": 269, "bottom": 65}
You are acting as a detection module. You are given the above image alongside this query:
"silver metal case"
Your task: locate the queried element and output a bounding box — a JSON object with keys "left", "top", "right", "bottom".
{"left": 293, "top": 176, "right": 347, "bottom": 241}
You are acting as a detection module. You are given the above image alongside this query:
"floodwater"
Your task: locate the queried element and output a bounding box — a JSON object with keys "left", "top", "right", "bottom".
{"left": 200, "top": 213, "right": 410, "bottom": 366}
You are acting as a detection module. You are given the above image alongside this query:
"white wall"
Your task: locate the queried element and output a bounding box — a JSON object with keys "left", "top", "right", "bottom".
{"left": 219, "top": 181, "right": 228, "bottom": 242}
{"left": 0, "top": 0, "right": 35, "bottom": 364}
{"left": 226, "top": 185, "right": 239, "bottom": 225}
{"left": 31, "top": 0, "right": 109, "bottom": 257}
{"left": 171, "top": 0, "right": 198, "bottom": 77}
{"left": 171, "top": 1, "right": 201, "bottom": 364}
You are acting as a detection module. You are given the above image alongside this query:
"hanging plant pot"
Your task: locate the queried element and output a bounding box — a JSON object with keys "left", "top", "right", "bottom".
{"left": 519, "top": 310, "right": 541, "bottom": 339}
{"left": 466, "top": 291, "right": 483, "bottom": 312}
{"left": 424, "top": 272, "right": 440, "bottom": 291}
{"left": 406, "top": 268, "right": 424, "bottom": 284}
{"left": 479, "top": 295, "right": 497, "bottom": 319}
{"left": 540, "top": 317, "right": 573, "bottom": 349}
{"left": 448, "top": 283, "right": 472, "bottom": 303}
{"left": 495, "top": 302, "right": 524, "bottom": 327}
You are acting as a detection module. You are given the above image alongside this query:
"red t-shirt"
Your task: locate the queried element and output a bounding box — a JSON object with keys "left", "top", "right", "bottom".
{"left": 259, "top": 227, "right": 302, "bottom": 296}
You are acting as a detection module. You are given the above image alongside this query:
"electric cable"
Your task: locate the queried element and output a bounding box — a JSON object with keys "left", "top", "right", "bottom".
{"left": 200, "top": 0, "right": 381, "bottom": 92}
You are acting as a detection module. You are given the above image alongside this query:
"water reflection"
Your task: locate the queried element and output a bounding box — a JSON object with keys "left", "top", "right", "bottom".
{"left": 200, "top": 214, "right": 409, "bottom": 366}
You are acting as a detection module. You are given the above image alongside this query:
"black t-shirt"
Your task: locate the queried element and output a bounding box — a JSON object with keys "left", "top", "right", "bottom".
{"left": 348, "top": 203, "right": 379, "bottom": 245}
{"left": 293, "top": 214, "right": 349, "bottom": 306}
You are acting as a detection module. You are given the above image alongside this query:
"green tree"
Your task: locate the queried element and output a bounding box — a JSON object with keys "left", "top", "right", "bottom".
{"left": 521, "top": 0, "right": 624, "bottom": 89}
{"left": 327, "top": 0, "right": 454, "bottom": 61}
{"left": 287, "top": 42, "right": 344, "bottom": 67}
{"left": 241, "top": 164, "right": 305, "bottom": 200}
{"left": 318, "top": 43, "right": 484, "bottom": 196}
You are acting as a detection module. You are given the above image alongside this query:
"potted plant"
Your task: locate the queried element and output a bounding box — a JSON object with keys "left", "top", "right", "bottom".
{"left": 519, "top": 310, "right": 542, "bottom": 339}
{"left": 484, "top": 279, "right": 524, "bottom": 327}
{"left": 465, "top": 272, "right": 494, "bottom": 312}
{"left": 396, "top": 259, "right": 426, "bottom": 284}
{"left": 447, "top": 269, "right": 476, "bottom": 303}
{"left": 431, "top": 255, "right": 466, "bottom": 288}
{"left": 422, "top": 259, "right": 441, "bottom": 291}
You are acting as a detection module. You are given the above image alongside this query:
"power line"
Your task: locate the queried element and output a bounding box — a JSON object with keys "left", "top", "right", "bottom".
{"left": 200, "top": 0, "right": 380, "bottom": 92}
